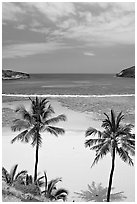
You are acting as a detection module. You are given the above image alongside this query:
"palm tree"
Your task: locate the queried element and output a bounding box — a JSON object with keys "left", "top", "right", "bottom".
{"left": 2, "top": 164, "right": 27, "bottom": 186}
{"left": 75, "top": 181, "right": 126, "bottom": 202}
{"left": 42, "top": 171, "right": 68, "bottom": 201}
{"left": 11, "top": 97, "right": 66, "bottom": 181}
{"left": 85, "top": 110, "right": 135, "bottom": 202}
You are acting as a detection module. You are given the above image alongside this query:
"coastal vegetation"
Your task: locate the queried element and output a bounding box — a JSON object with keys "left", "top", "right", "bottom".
{"left": 85, "top": 110, "right": 135, "bottom": 202}
{"left": 2, "top": 164, "right": 68, "bottom": 202}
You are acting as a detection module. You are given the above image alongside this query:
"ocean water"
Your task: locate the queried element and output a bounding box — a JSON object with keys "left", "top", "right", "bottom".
{"left": 2, "top": 73, "right": 135, "bottom": 95}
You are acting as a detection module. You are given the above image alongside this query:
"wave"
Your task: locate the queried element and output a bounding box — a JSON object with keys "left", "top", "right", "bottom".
{"left": 2, "top": 94, "right": 135, "bottom": 98}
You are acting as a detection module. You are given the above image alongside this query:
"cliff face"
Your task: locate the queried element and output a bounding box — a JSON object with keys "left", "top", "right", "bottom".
{"left": 116, "top": 66, "right": 135, "bottom": 78}
{"left": 2, "top": 70, "right": 30, "bottom": 80}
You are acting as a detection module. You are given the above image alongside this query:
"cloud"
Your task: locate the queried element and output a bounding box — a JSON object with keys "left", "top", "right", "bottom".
{"left": 2, "top": 2, "right": 135, "bottom": 49}
{"left": 2, "top": 2, "right": 25, "bottom": 21}
{"left": 55, "top": 3, "right": 135, "bottom": 46}
{"left": 28, "top": 2, "right": 76, "bottom": 22}
{"left": 2, "top": 42, "right": 71, "bottom": 59}
{"left": 84, "top": 52, "right": 95, "bottom": 56}
{"left": 16, "top": 24, "right": 27, "bottom": 30}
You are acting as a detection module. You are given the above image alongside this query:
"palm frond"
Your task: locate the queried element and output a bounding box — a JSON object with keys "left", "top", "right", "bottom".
{"left": 121, "top": 143, "right": 135, "bottom": 156}
{"left": 102, "top": 120, "right": 111, "bottom": 130}
{"left": 116, "top": 147, "right": 134, "bottom": 166}
{"left": 91, "top": 145, "right": 110, "bottom": 167}
{"left": 85, "top": 127, "right": 98, "bottom": 137}
{"left": 117, "top": 124, "right": 134, "bottom": 135}
{"left": 35, "top": 175, "right": 45, "bottom": 187}
{"left": 97, "top": 141, "right": 111, "bottom": 154}
{"left": 116, "top": 111, "right": 124, "bottom": 129}
{"left": 102, "top": 112, "right": 113, "bottom": 131}
{"left": 11, "top": 130, "right": 28, "bottom": 144}
{"left": 89, "top": 142, "right": 107, "bottom": 151}
{"left": 43, "top": 104, "right": 55, "bottom": 119}
{"left": 54, "top": 188, "right": 68, "bottom": 197}
{"left": 15, "top": 170, "right": 27, "bottom": 180}
{"left": 23, "top": 126, "right": 37, "bottom": 143}
{"left": 40, "top": 98, "right": 49, "bottom": 112}
{"left": 126, "top": 138, "right": 135, "bottom": 146}
{"left": 44, "top": 114, "right": 67, "bottom": 125}
{"left": 85, "top": 138, "right": 106, "bottom": 148}
{"left": 48, "top": 178, "right": 62, "bottom": 195}
{"left": 56, "top": 194, "right": 68, "bottom": 201}
{"left": 11, "top": 119, "right": 31, "bottom": 132}
{"left": 2, "top": 167, "right": 11, "bottom": 183}
{"left": 15, "top": 106, "right": 32, "bottom": 122}
{"left": 40, "top": 97, "right": 49, "bottom": 105}
{"left": 37, "top": 175, "right": 44, "bottom": 181}
{"left": 54, "top": 188, "right": 68, "bottom": 201}
{"left": 9, "top": 164, "right": 18, "bottom": 183}
{"left": 44, "top": 126, "right": 65, "bottom": 136}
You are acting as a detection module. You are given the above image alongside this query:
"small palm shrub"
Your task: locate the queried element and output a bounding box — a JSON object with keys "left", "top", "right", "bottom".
{"left": 2, "top": 164, "right": 27, "bottom": 186}
{"left": 42, "top": 171, "right": 69, "bottom": 201}
{"left": 14, "top": 182, "right": 41, "bottom": 196}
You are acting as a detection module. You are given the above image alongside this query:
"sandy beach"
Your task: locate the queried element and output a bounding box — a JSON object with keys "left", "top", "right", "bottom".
{"left": 2, "top": 96, "right": 135, "bottom": 201}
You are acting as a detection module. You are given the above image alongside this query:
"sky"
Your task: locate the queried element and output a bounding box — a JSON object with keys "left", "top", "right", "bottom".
{"left": 2, "top": 2, "right": 135, "bottom": 73}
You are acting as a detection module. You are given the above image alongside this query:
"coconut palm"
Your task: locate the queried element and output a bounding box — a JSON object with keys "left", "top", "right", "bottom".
{"left": 11, "top": 97, "right": 66, "bottom": 181}
{"left": 75, "top": 181, "right": 126, "bottom": 202}
{"left": 85, "top": 110, "right": 135, "bottom": 202}
{"left": 42, "top": 171, "right": 68, "bottom": 201}
{"left": 2, "top": 164, "right": 27, "bottom": 186}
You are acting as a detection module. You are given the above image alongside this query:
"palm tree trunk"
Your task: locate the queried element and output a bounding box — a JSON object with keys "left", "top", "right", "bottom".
{"left": 107, "top": 147, "right": 115, "bottom": 202}
{"left": 34, "top": 143, "right": 39, "bottom": 182}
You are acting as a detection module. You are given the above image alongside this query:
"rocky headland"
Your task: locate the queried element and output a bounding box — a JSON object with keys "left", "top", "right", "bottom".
{"left": 2, "top": 70, "right": 30, "bottom": 80}
{"left": 116, "top": 66, "right": 135, "bottom": 78}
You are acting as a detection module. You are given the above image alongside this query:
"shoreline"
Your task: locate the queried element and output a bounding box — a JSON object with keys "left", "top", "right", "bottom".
{"left": 2, "top": 94, "right": 135, "bottom": 127}
{"left": 2, "top": 93, "right": 135, "bottom": 98}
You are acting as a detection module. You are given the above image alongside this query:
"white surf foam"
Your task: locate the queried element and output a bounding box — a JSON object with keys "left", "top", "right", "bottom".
{"left": 2, "top": 94, "right": 135, "bottom": 98}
